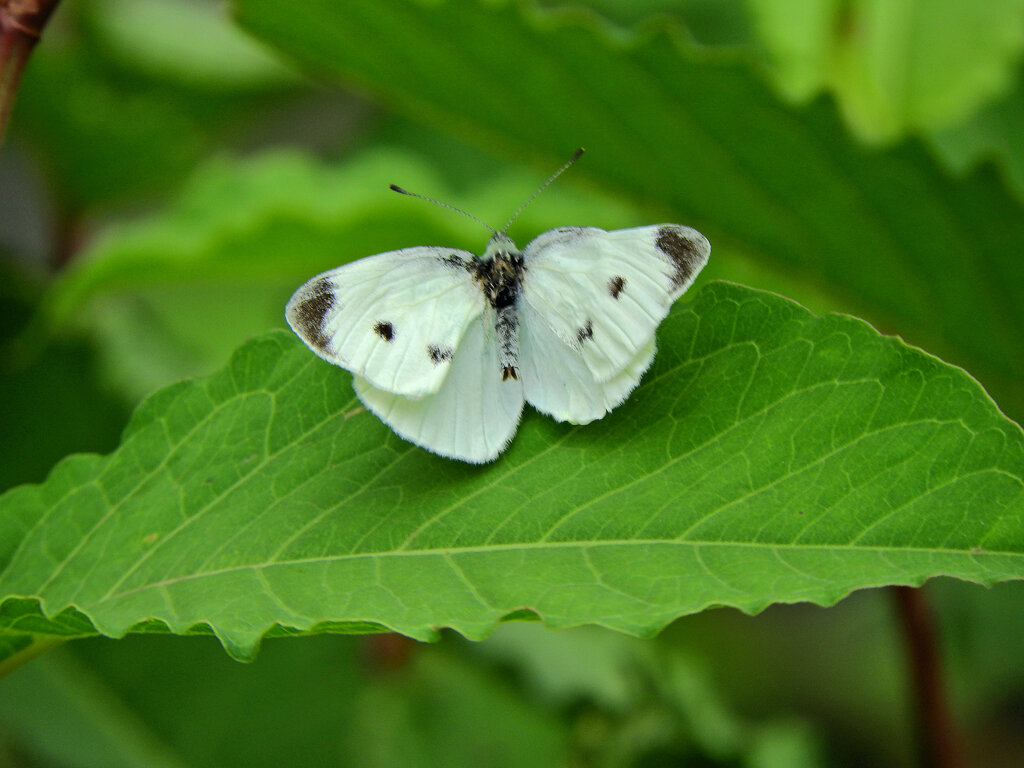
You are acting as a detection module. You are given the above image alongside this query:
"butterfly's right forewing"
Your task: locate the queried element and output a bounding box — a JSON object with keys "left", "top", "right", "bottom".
{"left": 521, "top": 225, "right": 709, "bottom": 383}
{"left": 286, "top": 247, "right": 484, "bottom": 398}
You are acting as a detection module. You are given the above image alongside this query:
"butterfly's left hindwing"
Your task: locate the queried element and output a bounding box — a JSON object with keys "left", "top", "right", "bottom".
{"left": 286, "top": 247, "right": 483, "bottom": 398}
{"left": 521, "top": 225, "right": 709, "bottom": 382}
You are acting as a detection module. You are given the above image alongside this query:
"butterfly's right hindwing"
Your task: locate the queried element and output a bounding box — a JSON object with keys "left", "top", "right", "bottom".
{"left": 354, "top": 319, "right": 525, "bottom": 463}
{"left": 519, "top": 300, "right": 656, "bottom": 424}
{"left": 286, "top": 247, "right": 483, "bottom": 398}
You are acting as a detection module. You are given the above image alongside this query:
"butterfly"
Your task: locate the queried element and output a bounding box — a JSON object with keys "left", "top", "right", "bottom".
{"left": 286, "top": 150, "right": 710, "bottom": 463}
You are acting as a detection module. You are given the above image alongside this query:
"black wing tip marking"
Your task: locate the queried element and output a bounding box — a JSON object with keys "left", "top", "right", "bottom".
{"left": 502, "top": 365, "right": 518, "bottom": 381}
{"left": 656, "top": 226, "right": 707, "bottom": 290}
{"left": 608, "top": 275, "right": 626, "bottom": 299}
{"left": 428, "top": 344, "right": 454, "bottom": 364}
{"left": 576, "top": 319, "right": 594, "bottom": 344}
{"left": 293, "top": 278, "right": 335, "bottom": 351}
{"left": 374, "top": 321, "right": 395, "bottom": 342}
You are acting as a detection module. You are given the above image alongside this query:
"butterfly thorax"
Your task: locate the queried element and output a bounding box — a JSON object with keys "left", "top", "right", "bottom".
{"left": 472, "top": 233, "right": 525, "bottom": 381}
{"left": 472, "top": 234, "right": 524, "bottom": 308}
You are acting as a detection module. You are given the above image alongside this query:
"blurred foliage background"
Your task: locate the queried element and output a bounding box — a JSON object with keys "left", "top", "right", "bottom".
{"left": 1, "top": 0, "right": 1023, "bottom": 765}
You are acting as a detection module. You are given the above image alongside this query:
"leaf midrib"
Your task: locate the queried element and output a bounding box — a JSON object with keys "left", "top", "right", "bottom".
{"left": 92, "top": 536, "right": 1020, "bottom": 606}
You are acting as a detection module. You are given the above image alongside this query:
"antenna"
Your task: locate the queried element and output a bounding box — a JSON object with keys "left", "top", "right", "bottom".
{"left": 500, "top": 147, "right": 584, "bottom": 234}
{"left": 389, "top": 184, "right": 497, "bottom": 236}
{"left": 389, "top": 147, "right": 585, "bottom": 237}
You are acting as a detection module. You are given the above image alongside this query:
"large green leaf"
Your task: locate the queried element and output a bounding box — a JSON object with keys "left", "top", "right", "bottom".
{"left": 232, "top": 0, "right": 1024, "bottom": 426}
{"left": 2, "top": 283, "right": 1021, "bottom": 664}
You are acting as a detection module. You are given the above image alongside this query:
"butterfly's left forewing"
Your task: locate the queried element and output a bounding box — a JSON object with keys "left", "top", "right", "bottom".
{"left": 521, "top": 225, "right": 709, "bottom": 383}
{"left": 286, "top": 247, "right": 484, "bottom": 398}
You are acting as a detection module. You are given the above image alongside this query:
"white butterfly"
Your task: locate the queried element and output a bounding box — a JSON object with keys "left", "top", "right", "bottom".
{"left": 286, "top": 152, "right": 710, "bottom": 463}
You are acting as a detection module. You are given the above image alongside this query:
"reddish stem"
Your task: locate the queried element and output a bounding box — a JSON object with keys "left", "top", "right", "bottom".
{"left": 0, "top": 0, "right": 62, "bottom": 145}
{"left": 893, "top": 586, "right": 966, "bottom": 768}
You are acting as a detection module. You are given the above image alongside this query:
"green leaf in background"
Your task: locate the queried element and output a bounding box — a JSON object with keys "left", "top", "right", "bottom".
{"left": 928, "top": 73, "right": 1024, "bottom": 204}
{"left": 0, "top": 634, "right": 566, "bottom": 768}
{"left": 538, "top": 0, "right": 753, "bottom": 45}
{"left": 231, "top": 0, "right": 1024, "bottom": 430}
{"left": 2, "top": 283, "right": 1022, "bottom": 664}
{"left": 477, "top": 622, "right": 825, "bottom": 765}
{"left": 15, "top": 44, "right": 207, "bottom": 211}
{"left": 88, "top": 0, "right": 297, "bottom": 90}
{"left": 0, "top": 646, "right": 190, "bottom": 768}
{"left": 747, "top": 0, "right": 1024, "bottom": 142}
{"left": 0, "top": 264, "right": 128, "bottom": 492}
{"left": 10, "top": 0, "right": 303, "bottom": 213}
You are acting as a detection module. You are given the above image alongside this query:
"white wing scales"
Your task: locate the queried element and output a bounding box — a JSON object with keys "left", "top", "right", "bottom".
{"left": 354, "top": 319, "right": 525, "bottom": 463}
{"left": 521, "top": 225, "right": 709, "bottom": 383}
{"left": 286, "top": 247, "right": 483, "bottom": 398}
{"left": 519, "top": 301, "right": 656, "bottom": 424}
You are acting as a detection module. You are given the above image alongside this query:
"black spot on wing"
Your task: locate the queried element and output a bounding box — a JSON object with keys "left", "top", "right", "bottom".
{"left": 374, "top": 321, "right": 395, "bottom": 342}
{"left": 502, "top": 366, "right": 518, "bottom": 381}
{"left": 656, "top": 226, "right": 703, "bottom": 290}
{"left": 428, "top": 344, "right": 454, "bottom": 364}
{"left": 608, "top": 275, "right": 626, "bottom": 299}
{"left": 294, "top": 278, "right": 335, "bottom": 351}
{"left": 577, "top": 320, "right": 593, "bottom": 344}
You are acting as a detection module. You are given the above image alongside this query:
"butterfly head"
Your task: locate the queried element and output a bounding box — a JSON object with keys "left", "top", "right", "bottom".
{"left": 482, "top": 232, "right": 519, "bottom": 263}
{"left": 470, "top": 233, "right": 525, "bottom": 312}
